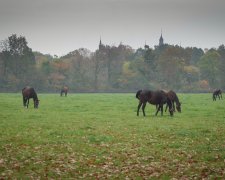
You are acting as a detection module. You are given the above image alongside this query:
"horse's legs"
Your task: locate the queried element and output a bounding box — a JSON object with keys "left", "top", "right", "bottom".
{"left": 142, "top": 102, "right": 146, "bottom": 116}
{"left": 33, "top": 98, "right": 36, "bottom": 108}
{"left": 172, "top": 102, "right": 175, "bottom": 112}
{"left": 161, "top": 104, "right": 163, "bottom": 116}
{"left": 65, "top": 92, "right": 67, "bottom": 97}
{"left": 23, "top": 97, "right": 26, "bottom": 107}
{"left": 168, "top": 101, "right": 173, "bottom": 116}
{"left": 26, "top": 98, "right": 29, "bottom": 108}
{"left": 155, "top": 104, "right": 161, "bottom": 116}
{"left": 165, "top": 104, "right": 168, "bottom": 112}
{"left": 137, "top": 102, "right": 142, "bottom": 116}
{"left": 219, "top": 93, "right": 222, "bottom": 100}
{"left": 217, "top": 94, "right": 220, "bottom": 100}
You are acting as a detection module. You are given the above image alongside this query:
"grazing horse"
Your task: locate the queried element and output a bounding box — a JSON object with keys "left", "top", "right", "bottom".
{"left": 136, "top": 90, "right": 173, "bottom": 116}
{"left": 22, "top": 87, "right": 39, "bottom": 108}
{"left": 213, "top": 89, "right": 222, "bottom": 101}
{"left": 165, "top": 90, "right": 181, "bottom": 113}
{"left": 60, "top": 86, "right": 68, "bottom": 96}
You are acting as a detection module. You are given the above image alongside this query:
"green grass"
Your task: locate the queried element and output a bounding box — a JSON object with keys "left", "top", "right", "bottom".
{"left": 0, "top": 93, "right": 224, "bottom": 179}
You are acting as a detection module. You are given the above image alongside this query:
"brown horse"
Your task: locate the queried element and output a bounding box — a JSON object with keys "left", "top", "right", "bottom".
{"left": 61, "top": 86, "right": 68, "bottom": 96}
{"left": 213, "top": 89, "right": 222, "bottom": 101}
{"left": 22, "top": 87, "right": 39, "bottom": 108}
{"left": 165, "top": 90, "right": 181, "bottom": 113}
{"left": 136, "top": 90, "right": 173, "bottom": 116}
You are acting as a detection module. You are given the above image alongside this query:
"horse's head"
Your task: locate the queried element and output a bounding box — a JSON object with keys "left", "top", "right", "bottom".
{"left": 34, "top": 99, "right": 40, "bottom": 108}
{"left": 169, "top": 108, "right": 174, "bottom": 116}
{"left": 176, "top": 103, "right": 181, "bottom": 113}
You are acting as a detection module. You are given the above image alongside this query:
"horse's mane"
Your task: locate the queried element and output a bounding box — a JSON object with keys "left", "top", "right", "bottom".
{"left": 174, "top": 93, "right": 180, "bottom": 105}
{"left": 167, "top": 90, "right": 180, "bottom": 105}
{"left": 32, "top": 90, "right": 38, "bottom": 100}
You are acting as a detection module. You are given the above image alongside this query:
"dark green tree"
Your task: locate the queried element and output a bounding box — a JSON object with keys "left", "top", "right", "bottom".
{"left": 0, "top": 34, "right": 35, "bottom": 90}
{"left": 198, "top": 49, "right": 221, "bottom": 88}
{"left": 217, "top": 44, "right": 225, "bottom": 89}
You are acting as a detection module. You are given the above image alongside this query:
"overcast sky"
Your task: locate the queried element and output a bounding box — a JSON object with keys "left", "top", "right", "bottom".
{"left": 0, "top": 0, "right": 225, "bottom": 56}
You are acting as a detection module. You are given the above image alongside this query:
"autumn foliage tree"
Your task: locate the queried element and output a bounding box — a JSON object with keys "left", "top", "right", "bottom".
{"left": 0, "top": 34, "right": 225, "bottom": 92}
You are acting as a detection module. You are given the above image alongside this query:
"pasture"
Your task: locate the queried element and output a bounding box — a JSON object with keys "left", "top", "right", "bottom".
{"left": 0, "top": 93, "right": 224, "bottom": 179}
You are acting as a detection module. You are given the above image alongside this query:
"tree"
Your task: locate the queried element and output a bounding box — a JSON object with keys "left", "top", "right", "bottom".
{"left": 190, "top": 47, "right": 204, "bottom": 65}
{"left": 156, "top": 46, "right": 185, "bottom": 90}
{"left": 65, "top": 48, "right": 93, "bottom": 91}
{"left": 0, "top": 34, "right": 35, "bottom": 90}
{"left": 198, "top": 50, "right": 221, "bottom": 88}
{"left": 217, "top": 44, "right": 225, "bottom": 89}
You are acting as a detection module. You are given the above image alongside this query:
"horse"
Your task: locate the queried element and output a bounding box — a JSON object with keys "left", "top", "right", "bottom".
{"left": 60, "top": 86, "right": 68, "bottom": 96}
{"left": 136, "top": 90, "right": 173, "bottom": 116}
{"left": 213, "top": 89, "right": 222, "bottom": 101}
{"left": 22, "top": 87, "right": 39, "bottom": 108}
{"left": 165, "top": 90, "right": 181, "bottom": 113}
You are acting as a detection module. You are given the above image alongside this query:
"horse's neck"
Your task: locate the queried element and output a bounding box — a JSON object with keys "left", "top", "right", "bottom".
{"left": 174, "top": 95, "right": 180, "bottom": 105}
{"left": 33, "top": 92, "right": 38, "bottom": 100}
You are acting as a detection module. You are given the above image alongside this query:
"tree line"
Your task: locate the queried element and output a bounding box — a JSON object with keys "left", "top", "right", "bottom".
{"left": 0, "top": 34, "right": 225, "bottom": 93}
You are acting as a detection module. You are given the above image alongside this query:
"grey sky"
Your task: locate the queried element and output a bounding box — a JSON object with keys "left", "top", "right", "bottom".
{"left": 0, "top": 0, "right": 225, "bottom": 56}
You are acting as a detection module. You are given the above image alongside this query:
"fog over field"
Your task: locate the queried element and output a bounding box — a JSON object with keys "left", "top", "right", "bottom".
{"left": 1, "top": 0, "right": 225, "bottom": 56}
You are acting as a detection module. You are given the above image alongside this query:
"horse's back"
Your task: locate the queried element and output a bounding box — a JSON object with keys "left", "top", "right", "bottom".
{"left": 22, "top": 87, "right": 36, "bottom": 98}
{"left": 153, "top": 90, "right": 167, "bottom": 102}
{"left": 167, "top": 90, "right": 177, "bottom": 100}
{"left": 137, "top": 89, "right": 169, "bottom": 104}
{"left": 61, "top": 86, "right": 68, "bottom": 92}
{"left": 136, "top": 90, "right": 152, "bottom": 102}
{"left": 142, "top": 90, "right": 167, "bottom": 105}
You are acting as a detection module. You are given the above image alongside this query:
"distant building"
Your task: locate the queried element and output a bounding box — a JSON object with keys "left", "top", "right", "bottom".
{"left": 159, "top": 31, "right": 164, "bottom": 46}
{"left": 99, "top": 37, "right": 104, "bottom": 50}
{"left": 144, "top": 31, "right": 164, "bottom": 49}
{"left": 144, "top": 41, "right": 149, "bottom": 49}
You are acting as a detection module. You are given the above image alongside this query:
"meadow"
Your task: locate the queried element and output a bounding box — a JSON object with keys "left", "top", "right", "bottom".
{"left": 0, "top": 93, "right": 224, "bottom": 179}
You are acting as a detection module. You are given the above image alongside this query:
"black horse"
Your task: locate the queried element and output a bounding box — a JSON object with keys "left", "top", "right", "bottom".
{"left": 165, "top": 90, "right": 181, "bottom": 113}
{"left": 136, "top": 90, "right": 173, "bottom": 116}
{"left": 60, "top": 86, "right": 68, "bottom": 96}
{"left": 22, "top": 87, "right": 39, "bottom": 108}
{"left": 213, "top": 89, "right": 222, "bottom": 101}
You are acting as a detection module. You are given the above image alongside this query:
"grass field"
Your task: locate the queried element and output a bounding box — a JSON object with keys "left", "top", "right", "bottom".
{"left": 0, "top": 93, "right": 224, "bottom": 179}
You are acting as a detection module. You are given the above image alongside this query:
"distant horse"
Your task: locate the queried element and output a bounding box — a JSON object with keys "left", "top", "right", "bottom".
{"left": 165, "top": 90, "right": 181, "bottom": 113}
{"left": 136, "top": 90, "right": 173, "bottom": 116}
{"left": 213, "top": 89, "right": 222, "bottom": 101}
{"left": 22, "top": 87, "right": 39, "bottom": 108}
{"left": 60, "top": 86, "right": 68, "bottom": 96}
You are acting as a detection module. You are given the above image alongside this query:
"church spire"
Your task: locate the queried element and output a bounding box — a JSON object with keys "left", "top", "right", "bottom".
{"left": 99, "top": 36, "right": 102, "bottom": 46}
{"left": 99, "top": 36, "right": 103, "bottom": 50}
{"left": 144, "top": 40, "right": 149, "bottom": 49}
{"left": 159, "top": 29, "right": 164, "bottom": 46}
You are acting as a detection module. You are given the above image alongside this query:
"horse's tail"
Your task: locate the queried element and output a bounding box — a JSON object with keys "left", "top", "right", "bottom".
{"left": 136, "top": 90, "right": 142, "bottom": 99}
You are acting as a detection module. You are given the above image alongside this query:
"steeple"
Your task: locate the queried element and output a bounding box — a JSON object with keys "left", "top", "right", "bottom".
{"left": 144, "top": 41, "right": 149, "bottom": 49}
{"left": 99, "top": 36, "right": 103, "bottom": 50}
{"left": 159, "top": 29, "right": 164, "bottom": 46}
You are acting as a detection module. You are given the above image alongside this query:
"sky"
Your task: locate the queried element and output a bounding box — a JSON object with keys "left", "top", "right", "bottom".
{"left": 0, "top": 0, "right": 225, "bottom": 56}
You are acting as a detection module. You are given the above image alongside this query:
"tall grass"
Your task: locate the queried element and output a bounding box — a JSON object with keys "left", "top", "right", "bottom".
{"left": 0, "top": 93, "right": 224, "bottom": 179}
